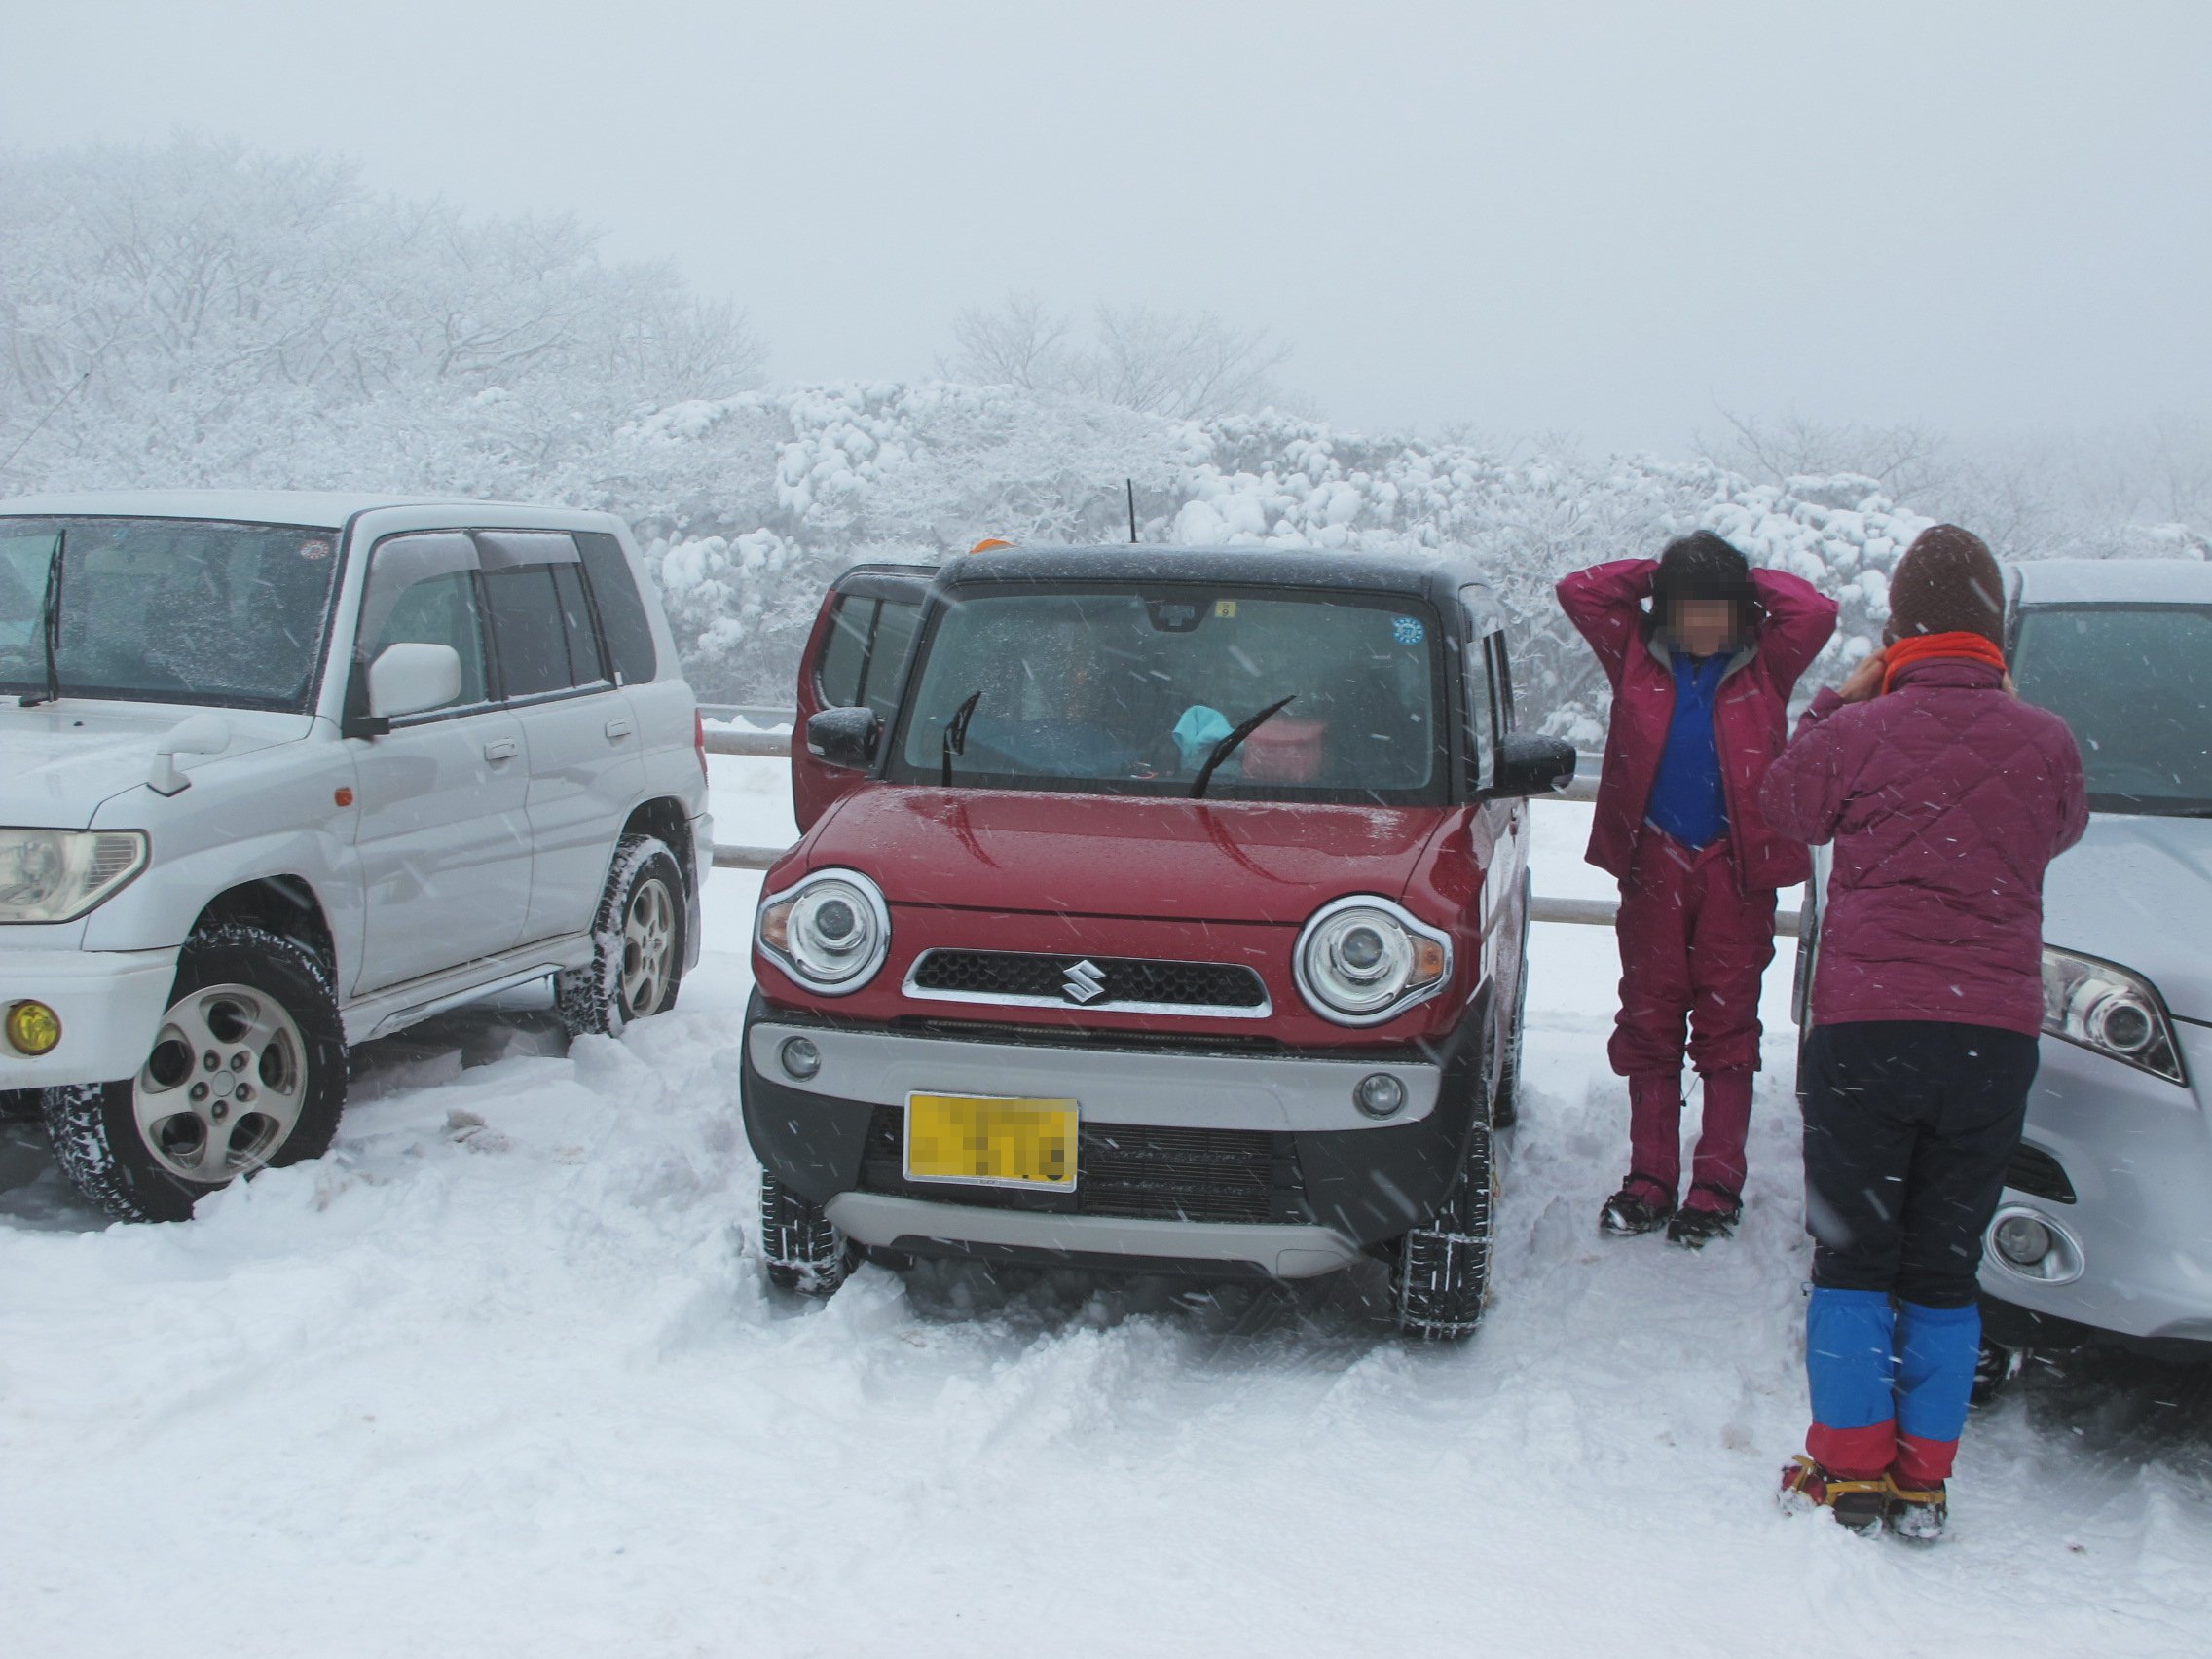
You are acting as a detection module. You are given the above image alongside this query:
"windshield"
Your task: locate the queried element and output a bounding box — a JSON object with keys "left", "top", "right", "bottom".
{"left": 2012, "top": 604, "right": 2212, "bottom": 816}
{"left": 0, "top": 517, "right": 343, "bottom": 712}
{"left": 889, "top": 586, "right": 1444, "bottom": 802}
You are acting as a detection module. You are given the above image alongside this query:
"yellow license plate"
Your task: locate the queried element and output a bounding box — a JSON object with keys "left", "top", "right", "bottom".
{"left": 904, "top": 1093, "right": 1078, "bottom": 1189}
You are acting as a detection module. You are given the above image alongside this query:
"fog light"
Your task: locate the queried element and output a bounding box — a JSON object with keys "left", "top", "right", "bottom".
{"left": 1993, "top": 1214, "right": 2052, "bottom": 1267}
{"left": 779, "top": 1036, "right": 822, "bottom": 1081}
{"left": 5, "top": 1000, "right": 60, "bottom": 1056}
{"left": 1354, "top": 1072, "right": 1406, "bottom": 1119}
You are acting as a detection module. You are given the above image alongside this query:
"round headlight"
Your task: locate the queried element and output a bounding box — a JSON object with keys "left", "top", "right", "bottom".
{"left": 2090, "top": 997, "right": 2153, "bottom": 1054}
{"left": 1296, "top": 897, "right": 1451, "bottom": 1026}
{"left": 756, "top": 869, "right": 891, "bottom": 996}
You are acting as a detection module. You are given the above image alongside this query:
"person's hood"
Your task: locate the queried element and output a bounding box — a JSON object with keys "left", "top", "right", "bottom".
{"left": 800, "top": 786, "right": 1452, "bottom": 925}
{"left": 2043, "top": 813, "right": 2212, "bottom": 1024}
{"left": 0, "top": 702, "right": 314, "bottom": 829}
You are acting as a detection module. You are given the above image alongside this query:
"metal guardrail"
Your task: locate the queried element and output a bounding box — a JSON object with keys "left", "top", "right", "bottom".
{"left": 702, "top": 717, "right": 1709, "bottom": 930}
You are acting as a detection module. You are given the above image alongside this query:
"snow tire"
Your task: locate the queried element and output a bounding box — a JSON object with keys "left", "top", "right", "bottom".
{"left": 41, "top": 924, "right": 348, "bottom": 1223}
{"left": 556, "top": 834, "right": 686, "bottom": 1039}
{"left": 1971, "top": 1336, "right": 2027, "bottom": 1407}
{"left": 1389, "top": 1121, "right": 1496, "bottom": 1342}
{"left": 760, "top": 1174, "right": 853, "bottom": 1297}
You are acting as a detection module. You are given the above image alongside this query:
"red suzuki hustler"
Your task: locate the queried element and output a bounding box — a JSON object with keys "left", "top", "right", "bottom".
{"left": 742, "top": 544, "right": 1574, "bottom": 1338}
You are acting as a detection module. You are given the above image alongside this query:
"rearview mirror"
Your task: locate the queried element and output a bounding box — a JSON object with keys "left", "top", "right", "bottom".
{"left": 1487, "top": 733, "right": 1577, "bottom": 799}
{"left": 147, "top": 711, "right": 233, "bottom": 796}
{"left": 368, "top": 642, "right": 463, "bottom": 720}
{"left": 806, "top": 706, "right": 881, "bottom": 771}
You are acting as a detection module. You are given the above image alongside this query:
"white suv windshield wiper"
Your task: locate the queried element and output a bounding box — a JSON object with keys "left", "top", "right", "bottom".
{"left": 17, "top": 528, "right": 64, "bottom": 708}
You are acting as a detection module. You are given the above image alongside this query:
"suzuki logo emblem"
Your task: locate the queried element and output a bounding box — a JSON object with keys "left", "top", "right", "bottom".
{"left": 1061, "top": 960, "right": 1108, "bottom": 1004}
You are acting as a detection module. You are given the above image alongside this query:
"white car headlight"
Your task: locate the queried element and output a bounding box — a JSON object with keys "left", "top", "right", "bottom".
{"left": 1296, "top": 896, "right": 1452, "bottom": 1026}
{"left": 2042, "top": 946, "right": 2185, "bottom": 1085}
{"left": 756, "top": 868, "right": 890, "bottom": 996}
{"left": 0, "top": 830, "right": 149, "bottom": 923}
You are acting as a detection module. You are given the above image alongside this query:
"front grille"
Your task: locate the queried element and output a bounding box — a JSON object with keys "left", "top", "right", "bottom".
{"left": 858, "top": 1108, "right": 1304, "bottom": 1225}
{"left": 908, "top": 949, "right": 1267, "bottom": 1013}
{"left": 2005, "top": 1143, "right": 2077, "bottom": 1204}
{"left": 888, "top": 1016, "right": 1285, "bottom": 1055}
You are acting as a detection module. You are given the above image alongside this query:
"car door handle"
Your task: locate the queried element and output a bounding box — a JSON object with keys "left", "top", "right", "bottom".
{"left": 604, "top": 718, "right": 633, "bottom": 741}
{"left": 484, "top": 738, "right": 519, "bottom": 761}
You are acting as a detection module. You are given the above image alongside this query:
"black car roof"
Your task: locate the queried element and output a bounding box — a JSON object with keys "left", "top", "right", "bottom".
{"left": 938, "top": 543, "right": 1491, "bottom": 603}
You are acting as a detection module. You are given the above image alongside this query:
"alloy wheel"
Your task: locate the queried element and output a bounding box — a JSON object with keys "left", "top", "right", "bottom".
{"left": 622, "top": 876, "right": 677, "bottom": 1017}
{"left": 132, "top": 982, "right": 308, "bottom": 1183}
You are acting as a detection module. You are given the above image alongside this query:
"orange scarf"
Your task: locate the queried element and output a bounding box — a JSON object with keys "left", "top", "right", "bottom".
{"left": 1883, "top": 630, "right": 2007, "bottom": 693}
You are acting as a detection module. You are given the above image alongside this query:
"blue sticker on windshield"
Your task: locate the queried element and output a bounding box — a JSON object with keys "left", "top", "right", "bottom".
{"left": 1392, "top": 615, "right": 1425, "bottom": 645}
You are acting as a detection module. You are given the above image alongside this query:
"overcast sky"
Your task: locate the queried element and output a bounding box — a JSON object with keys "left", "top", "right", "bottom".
{"left": 7, "top": 1, "right": 2206, "bottom": 452}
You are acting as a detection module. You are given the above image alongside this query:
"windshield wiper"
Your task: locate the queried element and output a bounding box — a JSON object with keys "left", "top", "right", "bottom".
{"left": 18, "top": 529, "right": 63, "bottom": 709}
{"left": 1192, "top": 695, "right": 1296, "bottom": 799}
{"left": 940, "top": 689, "right": 982, "bottom": 786}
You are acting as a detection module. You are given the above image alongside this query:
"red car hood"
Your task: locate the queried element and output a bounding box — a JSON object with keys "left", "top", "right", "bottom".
{"left": 803, "top": 787, "right": 1451, "bottom": 925}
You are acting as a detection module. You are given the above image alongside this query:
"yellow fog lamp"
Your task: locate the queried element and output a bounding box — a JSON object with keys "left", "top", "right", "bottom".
{"left": 6, "top": 999, "right": 61, "bottom": 1055}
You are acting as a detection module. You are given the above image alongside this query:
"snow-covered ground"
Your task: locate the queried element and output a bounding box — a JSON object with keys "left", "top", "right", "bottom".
{"left": 3, "top": 761, "right": 2207, "bottom": 1658}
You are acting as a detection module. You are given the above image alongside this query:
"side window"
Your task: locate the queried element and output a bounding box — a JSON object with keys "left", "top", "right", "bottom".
{"left": 483, "top": 566, "right": 575, "bottom": 699}
{"left": 816, "top": 595, "right": 876, "bottom": 708}
{"left": 552, "top": 563, "right": 608, "bottom": 687}
{"left": 359, "top": 533, "right": 489, "bottom": 714}
{"left": 574, "top": 531, "right": 657, "bottom": 684}
{"left": 861, "top": 599, "right": 922, "bottom": 724}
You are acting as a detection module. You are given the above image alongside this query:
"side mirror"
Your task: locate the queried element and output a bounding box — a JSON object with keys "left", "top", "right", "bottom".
{"left": 806, "top": 706, "right": 881, "bottom": 771}
{"left": 1487, "top": 733, "right": 1577, "bottom": 799}
{"left": 147, "top": 712, "right": 233, "bottom": 796}
{"left": 368, "top": 642, "right": 463, "bottom": 721}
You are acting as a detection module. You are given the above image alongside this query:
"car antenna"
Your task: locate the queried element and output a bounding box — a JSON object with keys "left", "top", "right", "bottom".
{"left": 0, "top": 363, "right": 97, "bottom": 480}
{"left": 1125, "top": 479, "right": 1138, "bottom": 544}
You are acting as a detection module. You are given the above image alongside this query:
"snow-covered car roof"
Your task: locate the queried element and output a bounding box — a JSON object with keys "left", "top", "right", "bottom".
{"left": 0, "top": 489, "right": 530, "bottom": 531}
{"left": 2013, "top": 557, "right": 2212, "bottom": 607}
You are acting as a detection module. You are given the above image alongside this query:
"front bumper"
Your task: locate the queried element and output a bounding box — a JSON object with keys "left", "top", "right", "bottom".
{"left": 739, "top": 992, "right": 1491, "bottom": 1280}
{"left": 1978, "top": 1019, "right": 2212, "bottom": 1350}
{"left": 0, "top": 945, "right": 178, "bottom": 1089}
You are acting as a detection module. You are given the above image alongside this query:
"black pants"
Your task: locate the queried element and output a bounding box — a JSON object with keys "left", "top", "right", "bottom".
{"left": 1797, "top": 1020, "right": 2039, "bottom": 1308}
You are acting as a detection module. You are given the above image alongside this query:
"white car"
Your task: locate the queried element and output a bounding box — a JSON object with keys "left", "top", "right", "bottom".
{"left": 0, "top": 491, "right": 711, "bottom": 1219}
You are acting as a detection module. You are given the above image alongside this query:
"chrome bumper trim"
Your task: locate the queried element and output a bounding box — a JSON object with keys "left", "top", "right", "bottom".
{"left": 748, "top": 1019, "right": 1440, "bottom": 1131}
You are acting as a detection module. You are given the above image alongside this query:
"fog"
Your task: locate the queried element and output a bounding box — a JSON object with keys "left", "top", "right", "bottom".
{"left": 6, "top": 0, "right": 2205, "bottom": 451}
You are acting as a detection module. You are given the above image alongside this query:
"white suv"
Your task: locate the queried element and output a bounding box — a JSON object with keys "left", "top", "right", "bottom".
{"left": 0, "top": 491, "right": 711, "bottom": 1220}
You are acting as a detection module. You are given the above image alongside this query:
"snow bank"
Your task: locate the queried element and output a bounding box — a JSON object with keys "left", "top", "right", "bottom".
{"left": 2, "top": 783, "right": 2207, "bottom": 1658}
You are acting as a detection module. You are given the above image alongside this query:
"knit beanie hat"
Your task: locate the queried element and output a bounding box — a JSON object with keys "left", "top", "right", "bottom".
{"left": 1651, "top": 532, "right": 1751, "bottom": 616}
{"left": 1886, "top": 525, "right": 2005, "bottom": 645}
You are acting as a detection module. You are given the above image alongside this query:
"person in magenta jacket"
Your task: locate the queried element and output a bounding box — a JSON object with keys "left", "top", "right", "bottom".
{"left": 1558, "top": 535, "right": 1839, "bottom": 1245}
{"left": 1760, "top": 525, "right": 2086, "bottom": 1541}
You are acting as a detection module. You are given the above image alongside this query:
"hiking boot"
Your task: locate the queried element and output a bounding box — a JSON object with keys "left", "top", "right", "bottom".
{"left": 1600, "top": 1175, "right": 1676, "bottom": 1236}
{"left": 1886, "top": 1475, "right": 1948, "bottom": 1543}
{"left": 1778, "top": 1456, "right": 1888, "bottom": 1535}
{"left": 1666, "top": 1183, "right": 1743, "bottom": 1248}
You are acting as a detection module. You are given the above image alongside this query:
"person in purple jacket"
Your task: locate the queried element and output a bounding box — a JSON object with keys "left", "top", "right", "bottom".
{"left": 1760, "top": 525, "right": 2087, "bottom": 1542}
